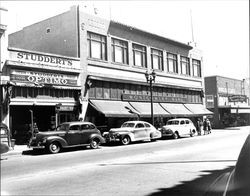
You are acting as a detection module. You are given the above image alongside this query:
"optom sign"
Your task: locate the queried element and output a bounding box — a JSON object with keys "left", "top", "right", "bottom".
{"left": 10, "top": 69, "right": 78, "bottom": 86}
{"left": 9, "top": 50, "right": 80, "bottom": 69}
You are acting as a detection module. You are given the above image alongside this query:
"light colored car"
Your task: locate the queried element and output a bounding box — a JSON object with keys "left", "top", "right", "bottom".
{"left": 103, "top": 121, "right": 162, "bottom": 145}
{"left": 160, "top": 118, "right": 196, "bottom": 139}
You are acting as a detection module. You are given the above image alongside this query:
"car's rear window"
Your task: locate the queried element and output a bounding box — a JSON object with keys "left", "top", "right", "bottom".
{"left": 121, "top": 123, "right": 135, "bottom": 128}
{"left": 167, "top": 120, "right": 179, "bottom": 125}
{"left": 57, "top": 124, "right": 69, "bottom": 131}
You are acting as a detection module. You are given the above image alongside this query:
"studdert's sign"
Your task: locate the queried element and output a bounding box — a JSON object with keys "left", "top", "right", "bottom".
{"left": 228, "top": 95, "right": 247, "bottom": 102}
{"left": 9, "top": 50, "right": 79, "bottom": 69}
{"left": 16, "top": 52, "right": 73, "bottom": 66}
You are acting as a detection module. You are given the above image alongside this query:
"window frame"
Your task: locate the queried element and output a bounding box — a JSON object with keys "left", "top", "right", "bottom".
{"left": 167, "top": 52, "right": 178, "bottom": 73}
{"left": 180, "top": 56, "right": 190, "bottom": 76}
{"left": 192, "top": 59, "right": 201, "bottom": 77}
{"left": 151, "top": 48, "right": 163, "bottom": 71}
{"left": 87, "top": 31, "right": 107, "bottom": 61}
{"left": 132, "top": 43, "right": 147, "bottom": 68}
{"left": 111, "top": 38, "right": 128, "bottom": 64}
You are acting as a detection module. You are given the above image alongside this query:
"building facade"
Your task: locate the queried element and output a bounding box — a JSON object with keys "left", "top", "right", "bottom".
{"left": 3, "top": 6, "right": 212, "bottom": 144}
{"left": 205, "top": 76, "right": 250, "bottom": 128}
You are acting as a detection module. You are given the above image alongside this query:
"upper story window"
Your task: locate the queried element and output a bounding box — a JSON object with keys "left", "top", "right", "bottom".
{"left": 167, "top": 53, "right": 178, "bottom": 73}
{"left": 111, "top": 38, "right": 128, "bottom": 64}
{"left": 87, "top": 32, "right": 107, "bottom": 60}
{"left": 132, "top": 43, "right": 147, "bottom": 68}
{"left": 180, "top": 56, "right": 190, "bottom": 76}
{"left": 192, "top": 59, "right": 201, "bottom": 77}
{"left": 151, "top": 48, "right": 163, "bottom": 70}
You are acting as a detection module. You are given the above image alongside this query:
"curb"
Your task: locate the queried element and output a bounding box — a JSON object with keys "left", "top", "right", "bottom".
{"left": 1, "top": 146, "right": 30, "bottom": 157}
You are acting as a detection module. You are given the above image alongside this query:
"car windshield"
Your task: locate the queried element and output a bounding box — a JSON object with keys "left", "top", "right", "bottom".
{"left": 167, "top": 120, "right": 179, "bottom": 125}
{"left": 56, "top": 124, "right": 70, "bottom": 131}
{"left": 121, "top": 122, "right": 135, "bottom": 128}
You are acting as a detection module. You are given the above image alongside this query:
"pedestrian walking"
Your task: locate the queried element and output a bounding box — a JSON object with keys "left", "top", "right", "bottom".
{"left": 207, "top": 119, "right": 212, "bottom": 134}
{"left": 197, "top": 118, "right": 202, "bottom": 136}
{"left": 203, "top": 118, "right": 208, "bottom": 135}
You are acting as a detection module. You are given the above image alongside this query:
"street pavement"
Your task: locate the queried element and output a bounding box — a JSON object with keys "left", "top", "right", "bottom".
{"left": 1, "top": 126, "right": 249, "bottom": 196}
{"left": 1, "top": 126, "right": 249, "bottom": 158}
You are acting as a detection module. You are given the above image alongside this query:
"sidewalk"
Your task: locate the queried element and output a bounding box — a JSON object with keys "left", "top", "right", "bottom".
{"left": 1, "top": 145, "right": 30, "bottom": 157}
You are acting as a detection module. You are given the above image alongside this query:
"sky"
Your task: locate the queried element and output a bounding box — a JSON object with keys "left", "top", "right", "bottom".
{"left": 1, "top": 0, "right": 249, "bottom": 81}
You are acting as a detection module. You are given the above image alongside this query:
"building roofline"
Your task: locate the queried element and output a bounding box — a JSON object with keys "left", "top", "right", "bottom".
{"left": 110, "top": 20, "right": 193, "bottom": 50}
{"left": 205, "top": 75, "right": 245, "bottom": 81}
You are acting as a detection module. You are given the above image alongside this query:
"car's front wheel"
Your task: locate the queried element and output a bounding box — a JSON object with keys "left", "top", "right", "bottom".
{"left": 48, "top": 142, "right": 61, "bottom": 154}
{"left": 90, "top": 138, "right": 100, "bottom": 149}
{"left": 173, "top": 132, "right": 179, "bottom": 139}
{"left": 121, "top": 135, "right": 131, "bottom": 145}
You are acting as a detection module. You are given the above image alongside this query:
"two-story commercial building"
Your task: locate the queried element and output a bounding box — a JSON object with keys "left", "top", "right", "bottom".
{"left": 3, "top": 6, "right": 212, "bottom": 143}
{"left": 205, "top": 75, "right": 250, "bottom": 128}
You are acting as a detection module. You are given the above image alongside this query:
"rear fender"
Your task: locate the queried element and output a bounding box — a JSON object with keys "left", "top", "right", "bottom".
{"left": 88, "top": 134, "right": 105, "bottom": 144}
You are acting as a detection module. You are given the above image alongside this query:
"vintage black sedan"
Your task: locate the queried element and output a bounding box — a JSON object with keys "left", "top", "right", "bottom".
{"left": 29, "top": 121, "right": 105, "bottom": 154}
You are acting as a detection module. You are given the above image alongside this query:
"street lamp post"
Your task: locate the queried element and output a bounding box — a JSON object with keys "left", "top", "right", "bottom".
{"left": 145, "top": 70, "right": 156, "bottom": 126}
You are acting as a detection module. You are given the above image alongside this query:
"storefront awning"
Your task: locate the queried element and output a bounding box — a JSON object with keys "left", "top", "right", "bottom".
{"left": 184, "top": 104, "right": 213, "bottom": 115}
{"left": 160, "top": 103, "right": 193, "bottom": 116}
{"left": 89, "top": 100, "right": 139, "bottom": 117}
{"left": 129, "top": 102, "right": 170, "bottom": 117}
{"left": 231, "top": 108, "right": 250, "bottom": 114}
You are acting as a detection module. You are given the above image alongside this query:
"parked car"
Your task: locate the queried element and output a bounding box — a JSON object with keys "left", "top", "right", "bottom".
{"left": 160, "top": 118, "right": 196, "bottom": 139}
{"left": 29, "top": 121, "right": 105, "bottom": 154}
{"left": 0, "top": 142, "right": 9, "bottom": 154}
{"left": 103, "top": 121, "right": 162, "bottom": 145}
{"left": 205, "top": 134, "right": 250, "bottom": 195}
{"left": 0, "top": 123, "right": 10, "bottom": 154}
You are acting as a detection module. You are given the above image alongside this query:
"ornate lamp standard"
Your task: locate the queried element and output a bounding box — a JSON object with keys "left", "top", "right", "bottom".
{"left": 145, "top": 70, "right": 156, "bottom": 126}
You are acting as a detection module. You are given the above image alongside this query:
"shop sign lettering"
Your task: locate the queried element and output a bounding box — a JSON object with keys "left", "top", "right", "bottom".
{"left": 122, "top": 93, "right": 188, "bottom": 103}
{"left": 10, "top": 69, "right": 78, "bottom": 86}
{"left": 228, "top": 95, "right": 247, "bottom": 102}
{"left": 27, "top": 75, "right": 68, "bottom": 85}
{"left": 17, "top": 52, "right": 73, "bottom": 66}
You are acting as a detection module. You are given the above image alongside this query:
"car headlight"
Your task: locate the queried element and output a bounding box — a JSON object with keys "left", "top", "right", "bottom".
{"left": 42, "top": 138, "right": 47, "bottom": 143}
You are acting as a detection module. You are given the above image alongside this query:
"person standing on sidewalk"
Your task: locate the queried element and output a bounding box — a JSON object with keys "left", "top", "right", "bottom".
{"left": 203, "top": 118, "right": 208, "bottom": 135}
{"left": 207, "top": 118, "right": 212, "bottom": 134}
{"left": 197, "top": 118, "right": 202, "bottom": 136}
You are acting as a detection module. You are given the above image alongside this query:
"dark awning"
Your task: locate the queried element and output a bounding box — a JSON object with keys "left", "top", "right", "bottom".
{"left": 160, "top": 103, "right": 193, "bottom": 116}
{"left": 184, "top": 104, "right": 213, "bottom": 115}
{"left": 129, "top": 102, "right": 170, "bottom": 117}
{"left": 89, "top": 100, "right": 139, "bottom": 117}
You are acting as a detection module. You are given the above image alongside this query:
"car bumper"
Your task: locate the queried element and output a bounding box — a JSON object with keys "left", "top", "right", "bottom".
{"left": 104, "top": 134, "right": 120, "bottom": 143}
{"left": 28, "top": 141, "right": 46, "bottom": 149}
{"left": 161, "top": 129, "right": 174, "bottom": 137}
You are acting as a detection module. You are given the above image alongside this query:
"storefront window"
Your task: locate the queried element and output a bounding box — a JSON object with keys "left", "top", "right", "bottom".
{"left": 87, "top": 32, "right": 107, "bottom": 60}
{"left": 151, "top": 48, "right": 163, "bottom": 70}
{"left": 103, "top": 82, "right": 110, "bottom": 99}
{"left": 112, "top": 38, "right": 128, "bottom": 64}
{"left": 133, "top": 43, "right": 147, "bottom": 67}
{"left": 111, "top": 83, "right": 118, "bottom": 99}
{"left": 96, "top": 81, "right": 103, "bottom": 98}
{"left": 167, "top": 53, "right": 178, "bottom": 73}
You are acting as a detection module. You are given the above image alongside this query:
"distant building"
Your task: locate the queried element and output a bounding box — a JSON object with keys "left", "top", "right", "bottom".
{"left": 205, "top": 75, "right": 250, "bottom": 128}
{"left": 2, "top": 6, "right": 212, "bottom": 144}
